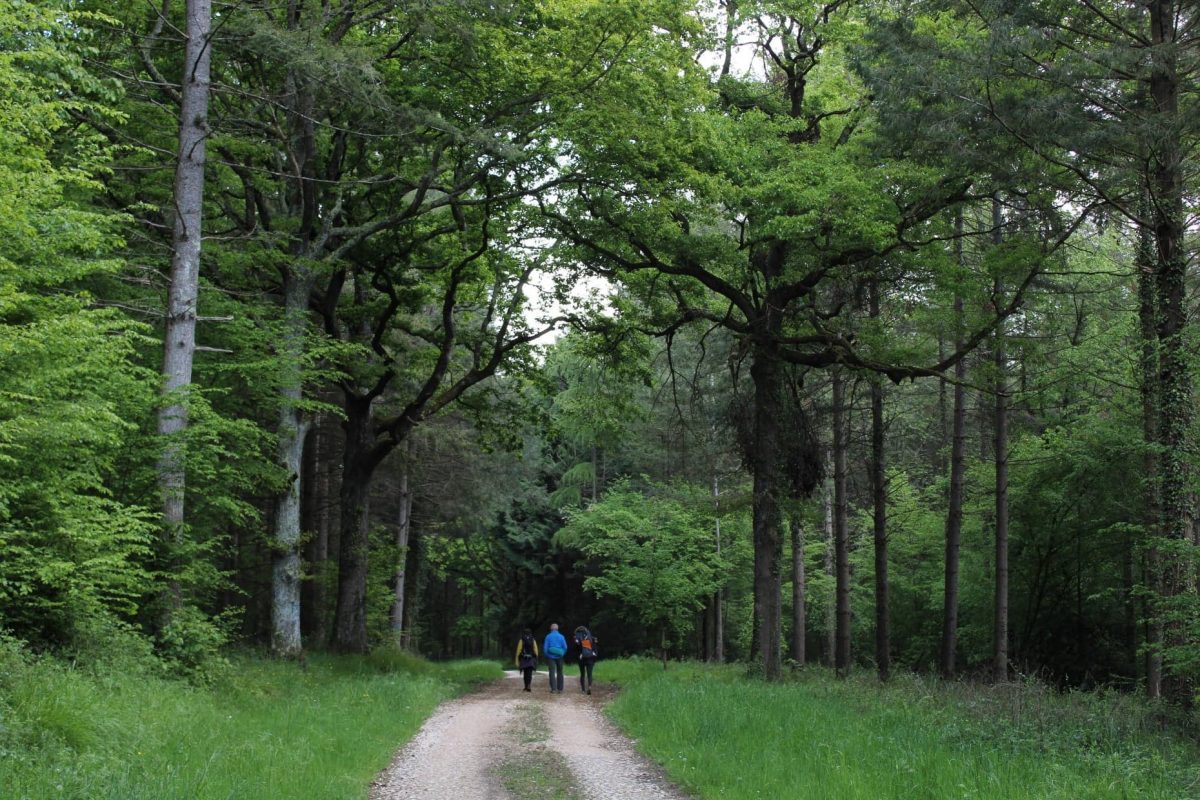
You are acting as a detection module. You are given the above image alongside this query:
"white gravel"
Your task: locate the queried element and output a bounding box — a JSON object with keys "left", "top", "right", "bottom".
{"left": 370, "top": 670, "right": 690, "bottom": 800}
{"left": 370, "top": 689, "right": 517, "bottom": 800}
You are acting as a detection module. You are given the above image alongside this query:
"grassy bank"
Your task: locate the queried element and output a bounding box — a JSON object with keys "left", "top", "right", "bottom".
{"left": 602, "top": 659, "right": 1200, "bottom": 800}
{"left": 0, "top": 640, "right": 499, "bottom": 800}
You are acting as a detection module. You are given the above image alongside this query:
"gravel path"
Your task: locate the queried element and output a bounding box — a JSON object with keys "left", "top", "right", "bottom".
{"left": 370, "top": 686, "right": 517, "bottom": 800}
{"left": 370, "top": 670, "right": 690, "bottom": 800}
{"left": 544, "top": 685, "right": 690, "bottom": 800}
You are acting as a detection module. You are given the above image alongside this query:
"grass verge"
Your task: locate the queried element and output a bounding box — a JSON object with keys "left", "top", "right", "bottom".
{"left": 601, "top": 658, "right": 1200, "bottom": 800}
{"left": 0, "top": 639, "right": 499, "bottom": 800}
{"left": 495, "top": 702, "right": 582, "bottom": 800}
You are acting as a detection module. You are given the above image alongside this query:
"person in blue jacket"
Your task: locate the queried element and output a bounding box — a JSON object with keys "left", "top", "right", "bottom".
{"left": 543, "top": 623, "right": 568, "bottom": 693}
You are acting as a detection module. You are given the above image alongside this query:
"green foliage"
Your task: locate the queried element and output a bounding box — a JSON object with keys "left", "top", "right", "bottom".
{"left": 604, "top": 661, "right": 1200, "bottom": 799}
{"left": 0, "top": 0, "right": 157, "bottom": 647}
{"left": 557, "top": 479, "right": 727, "bottom": 648}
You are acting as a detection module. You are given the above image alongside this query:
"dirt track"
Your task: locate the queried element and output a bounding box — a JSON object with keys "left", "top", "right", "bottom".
{"left": 370, "top": 670, "right": 690, "bottom": 800}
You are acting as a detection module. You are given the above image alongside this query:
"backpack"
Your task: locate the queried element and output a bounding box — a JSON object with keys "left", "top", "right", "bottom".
{"left": 519, "top": 634, "right": 536, "bottom": 668}
{"left": 577, "top": 629, "right": 596, "bottom": 660}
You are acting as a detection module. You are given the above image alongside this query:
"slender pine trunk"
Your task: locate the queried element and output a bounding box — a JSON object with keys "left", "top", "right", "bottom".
{"left": 992, "top": 197, "right": 1010, "bottom": 683}
{"left": 833, "top": 370, "right": 851, "bottom": 676}
{"left": 791, "top": 514, "right": 807, "bottom": 665}
{"left": 390, "top": 450, "right": 413, "bottom": 643}
{"left": 869, "top": 279, "right": 890, "bottom": 681}
{"left": 941, "top": 214, "right": 967, "bottom": 680}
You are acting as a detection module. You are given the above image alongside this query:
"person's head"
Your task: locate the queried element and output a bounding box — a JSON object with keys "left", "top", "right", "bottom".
{"left": 522, "top": 628, "right": 531, "bottom": 637}
{"left": 550, "top": 623, "right": 559, "bottom": 631}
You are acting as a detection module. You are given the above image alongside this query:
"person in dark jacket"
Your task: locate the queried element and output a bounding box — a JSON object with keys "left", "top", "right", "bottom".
{"left": 573, "top": 623, "right": 598, "bottom": 694}
{"left": 513, "top": 628, "right": 539, "bottom": 692}
{"left": 543, "top": 623, "right": 568, "bottom": 693}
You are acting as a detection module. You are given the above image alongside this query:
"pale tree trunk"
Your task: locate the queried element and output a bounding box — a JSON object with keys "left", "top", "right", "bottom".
{"left": 833, "top": 370, "right": 851, "bottom": 676}
{"left": 157, "top": 0, "right": 213, "bottom": 567}
{"left": 270, "top": 11, "right": 327, "bottom": 656}
{"left": 992, "top": 197, "right": 1010, "bottom": 683}
{"left": 271, "top": 268, "right": 316, "bottom": 657}
{"left": 941, "top": 214, "right": 967, "bottom": 680}
{"left": 790, "top": 514, "right": 806, "bottom": 665}
{"left": 869, "top": 279, "right": 890, "bottom": 682}
{"left": 390, "top": 449, "right": 413, "bottom": 643}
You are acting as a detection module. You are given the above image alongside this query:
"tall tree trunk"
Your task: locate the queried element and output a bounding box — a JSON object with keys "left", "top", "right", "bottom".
{"left": 823, "top": 466, "right": 835, "bottom": 667}
{"left": 1137, "top": 198, "right": 1163, "bottom": 698}
{"left": 333, "top": 395, "right": 377, "bottom": 653}
{"left": 157, "top": 0, "right": 213, "bottom": 584}
{"left": 833, "top": 370, "right": 851, "bottom": 676}
{"left": 941, "top": 215, "right": 967, "bottom": 680}
{"left": 271, "top": 268, "right": 315, "bottom": 657}
{"left": 1149, "top": 0, "right": 1192, "bottom": 705}
{"left": 301, "top": 418, "right": 331, "bottom": 646}
{"left": 992, "top": 197, "right": 1010, "bottom": 683}
{"left": 712, "top": 474, "right": 725, "bottom": 662}
{"left": 390, "top": 449, "right": 413, "bottom": 643}
{"left": 869, "top": 280, "right": 890, "bottom": 682}
{"left": 750, "top": 345, "right": 785, "bottom": 680}
{"left": 791, "top": 514, "right": 807, "bottom": 666}
{"left": 720, "top": 0, "right": 738, "bottom": 77}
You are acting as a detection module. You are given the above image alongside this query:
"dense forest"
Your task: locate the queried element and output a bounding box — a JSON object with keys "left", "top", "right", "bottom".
{"left": 2, "top": 0, "right": 1198, "bottom": 710}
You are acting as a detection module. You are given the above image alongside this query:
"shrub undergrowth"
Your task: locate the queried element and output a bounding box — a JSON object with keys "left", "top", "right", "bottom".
{"left": 602, "top": 659, "right": 1200, "bottom": 800}
{"left": 0, "top": 637, "right": 499, "bottom": 800}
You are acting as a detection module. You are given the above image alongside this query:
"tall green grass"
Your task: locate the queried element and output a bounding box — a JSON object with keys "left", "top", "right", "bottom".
{"left": 603, "top": 659, "right": 1200, "bottom": 800}
{"left": 0, "top": 639, "right": 499, "bottom": 800}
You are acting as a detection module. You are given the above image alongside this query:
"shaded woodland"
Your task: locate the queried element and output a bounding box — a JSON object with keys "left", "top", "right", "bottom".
{"left": 2, "top": 0, "right": 1198, "bottom": 707}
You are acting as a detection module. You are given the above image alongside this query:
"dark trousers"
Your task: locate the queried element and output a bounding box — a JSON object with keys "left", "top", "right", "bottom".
{"left": 579, "top": 658, "right": 594, "bottom": 691}
{"left": 546, "top": 657, "right": 564, "bottom": 691}
{"left": 521, "top": 666, "right": 534, "bottom": 689}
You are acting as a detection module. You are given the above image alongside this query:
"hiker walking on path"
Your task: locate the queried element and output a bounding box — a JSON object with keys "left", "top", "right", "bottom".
{"left": 543, "top": 623, "right": 567, "bottom": 693}
{"left": 574, "top": 623, "right": 598, "bottom": 695}
{"left": 513, "top": 628, "right": 539, "bottom": 692}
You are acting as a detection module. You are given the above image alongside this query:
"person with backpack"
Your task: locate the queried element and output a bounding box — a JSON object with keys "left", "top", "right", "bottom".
{"left": 513, "top": 628, "right": 539, "bottom": 692}
{"left": 573, "top": 623, "right": 598, "bottom": 695}
{"left": 543, "top": 623, "right": 568, "bottom": 693}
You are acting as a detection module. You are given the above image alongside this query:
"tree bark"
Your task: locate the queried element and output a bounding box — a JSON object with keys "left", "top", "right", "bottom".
{"left": 992, "top": 197, "right": 1010, "bottom": 683}
{"left": 791, "top": 513, "right": 806, "bottom": 666}
{"left": 750, "top": 346, "right": 785, "bottom": 680}
{"left": 157, "top": 0, "right": 213, "bottom": 568}
{"left": 333, "top": 395, "right": 377, "bottom": 652}
{"left": 823, "top": 466, "right": 835, "bottom": 667}
{"left": 271, "top": 268, "right": 315, "bottom": 657}
{"left": 1137, "top": 196, "right": 1163, "bottom": 698}
{"left": 869, "top": 279, "right": 890, "bottom": 682}
{"left": 390, "top": 448, "right": 413, "bottom": 642}
{"left": 833, "top": 370, "right": 851, "bottom": 676}
{"left": 1149, "top": 0, "right": 1192, "bottom": 706}
{"left": 941, "top": 215, "right": 967, "bottom": 680}
{"left": 712, "top": 473, "right": 725, "bottom": 662}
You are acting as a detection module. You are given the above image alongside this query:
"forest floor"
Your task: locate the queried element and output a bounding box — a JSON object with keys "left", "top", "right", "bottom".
{"left": 369, "top": 669, "right": 690, "bottom": 800}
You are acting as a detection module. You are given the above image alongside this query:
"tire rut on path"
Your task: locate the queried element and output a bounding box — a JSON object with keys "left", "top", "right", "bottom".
{"left": 543, "top": 684, "right": 690, "bottom": 800}
{"left": 370, "top": 670, "right": 690, "bottom": 800}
